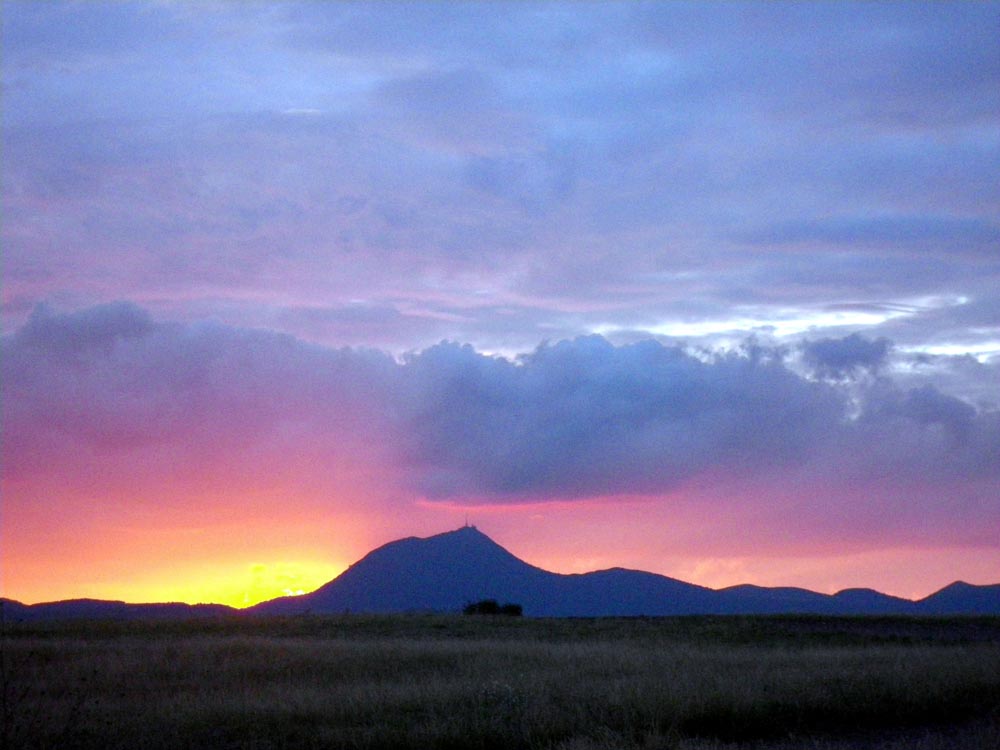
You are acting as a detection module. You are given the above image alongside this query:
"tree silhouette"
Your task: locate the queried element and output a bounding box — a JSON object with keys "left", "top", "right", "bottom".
{"left": 463, "top": 599, "right": 522, "bottom": 616}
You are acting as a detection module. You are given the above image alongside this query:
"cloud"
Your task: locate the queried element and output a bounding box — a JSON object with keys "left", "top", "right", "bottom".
{"left": 371, "top": 68, "right": 539, "bottom": 157}
{"left": 801, "top": 333, "right": 891, "bottom": 379}
{"left": 741, "top": 216, "right": 1000, "bottom": 257}
{"left": 1, "top": 302, "right": 398, "bottom": 487}
{"left": 397, "top": 336, "right": 843, "bottom": 498}
{"left": 863, "top": 384, "right": 978, "bottom": 445}
{"left": 17, "top": 300, "right": 155, "bottom": 353}
{"left": 4, "top": 2, "right": 997, "bottom": 365}
{"left": 466, "top": 146, "right": 578, "bottom": 212}
{"left": 635, "top": 2, "right": 1000, "bottom": 133}
{"left": 1, "top": 1, "right": 178, "bottom": 65}
{"left": 4, "top": 304, "right": 997, "bottom": 551}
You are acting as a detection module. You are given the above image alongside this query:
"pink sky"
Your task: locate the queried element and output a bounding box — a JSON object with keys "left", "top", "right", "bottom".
{"left": 3, "top": 304, "right": 997, "bottom": 606}
{"left": 2, "top": 3, "right": 998, "bottom": 606}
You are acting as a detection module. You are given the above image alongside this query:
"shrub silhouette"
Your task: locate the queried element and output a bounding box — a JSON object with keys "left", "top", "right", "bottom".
{"left": 463, "top": 599, "right": 522, "bottom": 616}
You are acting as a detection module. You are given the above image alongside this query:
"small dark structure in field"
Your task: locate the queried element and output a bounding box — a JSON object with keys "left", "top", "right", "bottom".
{"left": 463, "top": 599, "right": 522, "bottom": 616}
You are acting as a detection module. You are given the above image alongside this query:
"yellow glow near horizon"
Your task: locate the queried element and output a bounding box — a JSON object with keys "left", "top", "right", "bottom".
{"left": 75, "top": 559, "right": 347, "bottom": 609}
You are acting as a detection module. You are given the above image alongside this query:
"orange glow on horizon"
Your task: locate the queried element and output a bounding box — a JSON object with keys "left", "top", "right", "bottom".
{"left": 0, "top": 479, "right": 375, "bottom": 608}
{"left": 4, "top": 475, "right": 997, "bottom": 606}
{"left": 6, "top": 523, "right": 999, "bottom": 606}
{"left": 93, "top": 559, "right": 349, "bottom": 608}
{"left": 4, "top": 557, "right": 348, "bottom": 609}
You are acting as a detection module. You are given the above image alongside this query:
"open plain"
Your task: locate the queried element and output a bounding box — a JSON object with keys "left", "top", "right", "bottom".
{"left": 3, "top": 614, "right": 999, "bottom": 749}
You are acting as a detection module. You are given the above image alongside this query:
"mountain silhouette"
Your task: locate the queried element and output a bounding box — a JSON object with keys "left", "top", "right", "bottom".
{"left": 5, "top": 527, "right": 998, "bottom": 621}
{"left": 248, "top": 527, "right": 1000, "bottom": 617}
{"left": 251, "top": 526, "right": 719, "bottom": 616}
{"left": 915, "top": 581, "right": 1000, "bottom": 615}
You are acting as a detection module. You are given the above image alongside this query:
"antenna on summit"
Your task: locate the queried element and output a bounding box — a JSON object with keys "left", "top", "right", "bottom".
{"left": 464, "top": 513, "right": 469, "bottom": 528}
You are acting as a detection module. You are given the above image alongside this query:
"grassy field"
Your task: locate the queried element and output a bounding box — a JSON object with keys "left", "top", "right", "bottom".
{"left": 3, "top": 614, "right": 999, "bottom": 749}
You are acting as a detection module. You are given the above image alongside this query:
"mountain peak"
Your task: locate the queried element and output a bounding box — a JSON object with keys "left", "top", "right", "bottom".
{"left": 12, "top": 527, "right": 1000, "bottom": 621}
{"left": 939, "top": 580, "right": 972, "bottom": 590}
{"left": 249, "top": 530, "right": 1000, "bottom": 618}
{"left": 916, "top": 580, "right": 1000, "bottom": 615}
{"left": 254, "top": 524, "right": 551, "bottom": 615}
{"left": 406, "top": 524, "right": 522, "bottom": 562}
{"left": 370, "top": 524, "right": 505, "bottom": 556}
{"left": 442, "top": 524, "right": 488, "bottom": 538}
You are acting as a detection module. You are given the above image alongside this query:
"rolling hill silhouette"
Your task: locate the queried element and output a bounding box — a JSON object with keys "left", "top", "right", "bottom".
{"left": 914, "top": 581, "right": 1000, "bottom": 615}
{"left": 248, "top": 526, "right": 1000, "bottom": 617}
{"left": 5, "top": 527, "right": 998, "bottom": 620}
{"left": 250, "top": 525, "right": 720, "bottom": 616}
{"left": 0, "top": 598, "right": 233, "bottom": 622}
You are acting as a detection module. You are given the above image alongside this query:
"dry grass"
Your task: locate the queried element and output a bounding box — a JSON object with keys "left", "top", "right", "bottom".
{"left": 3, "top": 615, "right": 999, "bottom": 749}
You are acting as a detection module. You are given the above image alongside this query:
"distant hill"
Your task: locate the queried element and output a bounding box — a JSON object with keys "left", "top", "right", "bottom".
{"left": 6, "top": 528, "right": 998, "bottom": 621}
{"left": 248, "top": 526, "right": 1000, "bottom": 617}
{"left": 1, "top": 597, "right": 233, "bottom": 623}
{"left": 915, "top": 581, "right": 1000, "bottom": 615}
{"left": 250, "top": 525, "right": 720, "bottom": 616}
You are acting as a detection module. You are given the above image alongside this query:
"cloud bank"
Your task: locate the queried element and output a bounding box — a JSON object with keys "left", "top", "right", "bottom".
{"left": 5, "top": 304, "right": 997, "bottom": 549}
{"left": 3, "top": 2, "right": 998, "bottom": 365}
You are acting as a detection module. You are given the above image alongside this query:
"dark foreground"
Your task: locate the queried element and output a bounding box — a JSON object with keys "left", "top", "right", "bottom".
{"left": 3, "top": 614, "right": 999, "bottom": 749}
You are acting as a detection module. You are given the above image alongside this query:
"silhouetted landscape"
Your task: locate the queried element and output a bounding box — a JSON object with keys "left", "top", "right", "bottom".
{"left": 5, "top": 3, "right": 999, "bottom": 748}
{"left": 4, "top": 527, "right": 998, "bottom": 621}
{"left": 251, "top": 526, "right": 1000, "bottom": 617}
{"left": 6, "top": 529, "right": 999, "bottom": 749}
{"left": 4, "top": 529, "right": 1000, "bottom": 748}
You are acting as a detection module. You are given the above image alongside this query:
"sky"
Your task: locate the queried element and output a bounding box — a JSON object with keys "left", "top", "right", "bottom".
{"left": 2, "top": 1, "right": 999, "bottom": 607}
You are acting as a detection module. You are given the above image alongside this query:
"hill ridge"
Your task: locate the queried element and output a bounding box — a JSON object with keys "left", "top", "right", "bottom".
{"left": 248, "top": 526, "right": 1000, "bottom": 618}
{"left": 6, "top": 527, "right": 999, "bottom": 620}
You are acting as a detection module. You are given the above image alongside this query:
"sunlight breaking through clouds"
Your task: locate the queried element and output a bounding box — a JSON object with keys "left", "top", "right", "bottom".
{"left": 596, "top": 307, "right": 910, "bottom": 340}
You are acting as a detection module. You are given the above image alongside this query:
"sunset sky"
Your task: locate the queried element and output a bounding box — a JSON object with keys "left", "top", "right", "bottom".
{"left": 3, "top": 1, "right": 999, "bottom": 607}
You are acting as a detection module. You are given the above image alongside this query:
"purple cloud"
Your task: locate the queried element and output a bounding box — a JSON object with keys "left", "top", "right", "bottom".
{"left": 802, "top": 334, "right": 891, "bottom": 379}
{"left": 2, "top": 3, "right": 998, "bottom": 563}
{"left": 5, "top": 2, "right": 996, "bottom": 356}
{"left": 4, "top": 305, "right": 997, "bottom": 547}
{"left": 397, "top": 336, "right": 843, "bottom": 498}
{"left": 741, "top": 216, "right": 1000, "bottom": 258}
